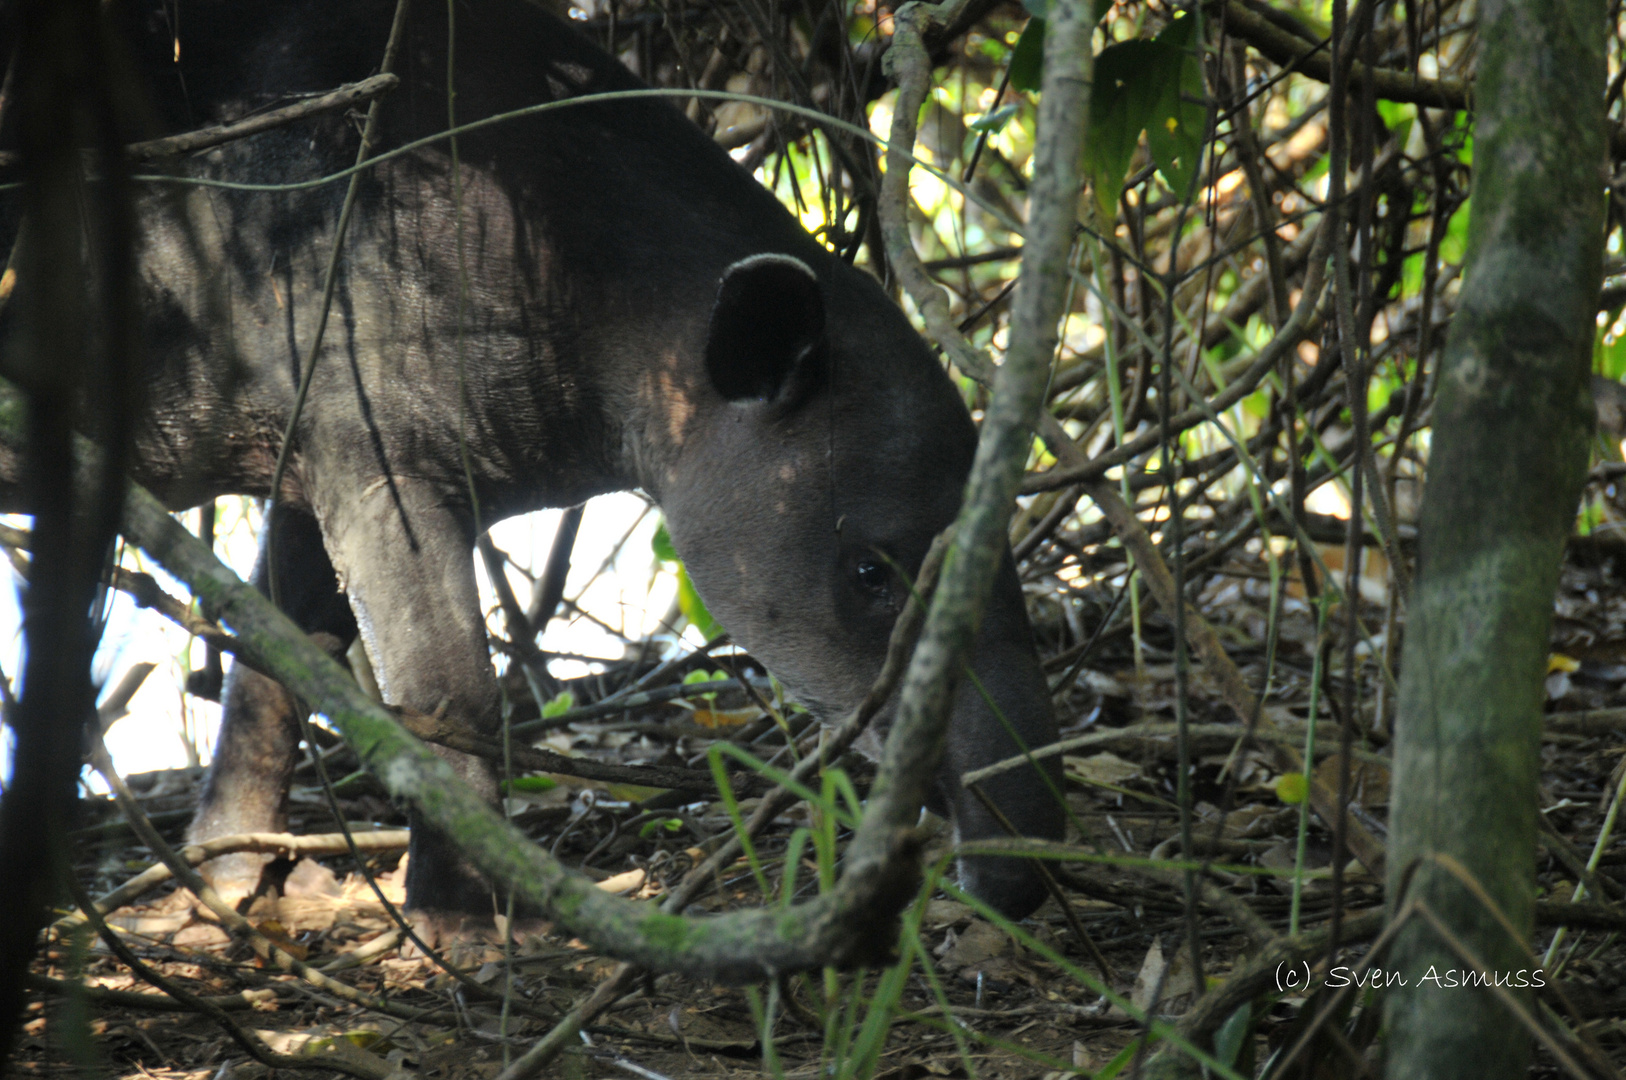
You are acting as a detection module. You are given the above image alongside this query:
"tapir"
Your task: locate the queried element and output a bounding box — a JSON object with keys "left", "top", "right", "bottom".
{"left": 0, "top": 0, "right": 1063, "bottom": 922}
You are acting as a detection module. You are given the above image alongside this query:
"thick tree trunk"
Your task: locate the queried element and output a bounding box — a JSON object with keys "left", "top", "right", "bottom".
{"left": 1383, "top": 0, "right": 1605, "bottom": 1074}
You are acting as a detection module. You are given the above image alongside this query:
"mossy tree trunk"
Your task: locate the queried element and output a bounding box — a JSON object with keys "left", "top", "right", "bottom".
{"left": 1383, "top": 0, "right": 1605, "bottom": 1074}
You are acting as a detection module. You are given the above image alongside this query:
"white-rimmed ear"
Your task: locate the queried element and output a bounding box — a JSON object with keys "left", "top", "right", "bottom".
{"left": 704, "top": 253, "right": 827, "bottom": 406}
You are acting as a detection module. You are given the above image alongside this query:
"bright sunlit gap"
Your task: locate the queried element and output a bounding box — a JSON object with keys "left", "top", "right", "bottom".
{"left": 0, "top": 492, "right": 690, "bottom": 792}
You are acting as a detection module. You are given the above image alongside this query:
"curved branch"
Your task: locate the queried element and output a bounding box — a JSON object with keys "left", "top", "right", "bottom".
{"left": 1214, "top": 0, "right": 1468, "bottom": 109}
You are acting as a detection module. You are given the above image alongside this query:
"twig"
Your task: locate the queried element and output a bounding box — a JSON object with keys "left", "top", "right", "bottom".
{"left": 59, "top": 874, "right": 393, "bottom": 1079}
{"left": 1020, "top": 236, "right": 1328, "bottom": 493}
{"left": 1138, "top": 908, "right": 1386, "bottom": 1075}
{"left": 962, "top": 721, "right": 1379, "bottom": 786}
{"left": 83, "top": 730, "right": 457, "bottom": 1025}
{"left": 1079, "top": 476, "right": 1387, "bottom": 876}
{"left": 401, "top": 707, "right": 772, "bottom": 794}
{"left": 24, "top": 973, "right": 284, "bottom": 1014}
{"left": 510, "top": 675, "right": 771, "bottom": 735}
{"left": 490, "top": 511, "right": 956, "bottom": 1078}
{"left": 51, "top": 829, "right": 409, "bottom": 935}
{"left": 1212, "top": 0, "right": 1467, "bottom": 108}
{"left": 0, "top": 74, "right": 400, "bottom": 169}
{"left": 265, "top": 0, "right": 412, "bottom": 567}
{"left": 877, "top": 5, "right": 999, "bottom": 386}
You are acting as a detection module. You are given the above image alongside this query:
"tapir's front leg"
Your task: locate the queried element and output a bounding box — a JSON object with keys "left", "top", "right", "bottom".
{"left": 312, "top": 475, "right": 504, "bottom": 926}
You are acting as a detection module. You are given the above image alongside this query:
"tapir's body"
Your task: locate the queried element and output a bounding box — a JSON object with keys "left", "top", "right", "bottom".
{"left": 0, "top": 0, "right": 1062, "bottom": 920}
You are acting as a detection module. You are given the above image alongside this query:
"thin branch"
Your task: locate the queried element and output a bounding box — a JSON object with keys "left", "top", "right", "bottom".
{"left": 0, "top": 74, "right": 400, "bottom": 169}
{"left": 59, "top": 874, "right": 394, "bottom": 1080}
{"left": 1213, "top": 0, "right": 1467, "bottom": 108}
{"left": 51, "top": 829, "right": 409, "bottom": 936}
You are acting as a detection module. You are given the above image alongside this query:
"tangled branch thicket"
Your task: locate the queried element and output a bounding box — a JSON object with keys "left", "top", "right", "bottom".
{"left": 621, "top": 0, "right": 1479, "bottom": 702}
{"left": 18, "top": 0, "right": 1626, "bottom": 1075}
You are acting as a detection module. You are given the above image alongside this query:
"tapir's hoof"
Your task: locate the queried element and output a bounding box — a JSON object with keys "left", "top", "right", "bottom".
{"left": 495, "top": 914, "right": 551, "bottom": 943}
{"left": 958, "top": 857, "right": 1051, "bottom": 922}
{"left": 196, "top": 852, "right": 274, "bottom": 915}
{"left": 401, "top": 910, "right": 505, "bottom": 965}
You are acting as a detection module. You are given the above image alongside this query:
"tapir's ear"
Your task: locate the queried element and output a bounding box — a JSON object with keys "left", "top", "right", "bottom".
{"left": 704, "top": 254, "right": 827, "bottom": 406}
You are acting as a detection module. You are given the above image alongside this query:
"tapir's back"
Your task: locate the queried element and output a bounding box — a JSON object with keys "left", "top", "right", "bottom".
{"left": 126, "top": 0, "right": 827, "bottom": 302}
{"left": 73, "top": 0, "right": 937, "bottom": 511}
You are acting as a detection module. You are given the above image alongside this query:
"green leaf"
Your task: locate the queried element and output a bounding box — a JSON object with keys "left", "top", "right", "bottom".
{"left": 1453, "top": 109, "right": 1474, "bottom": 165}
{"left": 1376, "top": 98, "right": 1414, "bottom": 149}
{"left": 969, "top": 102, "right": 1019, "bottom": 133}
{"left": 638, "top": 817, "right": 684, "bottom": 839}
{"left": 780, "top": 827, "right": 810, "bottom": 906}
{"left": 1008, "top": 18, "right": 1046, "bottom": 93}
{"left": 1599, "top": 326, "right": 1626, "bottom": 380}
{"left": 1275, "top": 771, "right": 1309, "bottom": 805}
{"left": 1243, "top": 384, "right": 1272, "bottom": 420}
{"left": 1302, "top": 151, "right": 1330, "bottom": 184}
{"left": 1401, "top": 247, "right": 1425, "bottom": 298}
{"left": 502, "top": 775, "right": 559, "bottom": 794}
{"left": 1085, "top": 39, "right": 1171, "bottom": 219}
{"left": 1007, "top": 0, "right": 1118, "bottom": 95}
{"left": 541, "top": 690, "right": 575, "bottom": 718}
{"left": 1441, "top": 199, "right": 1471, "bottom": 264}
{"left": 1094, "top": 1042, "right": 1139, "bottom": 1079}
{"left": 1083, "top": 14, "right": 1207, "bottom": 216}
{"left": 1145, "top": 11, "right": 1207, "bottom": 200}
{"left": 1214, "top": 1002, "right": 1253, "bottom": 1068}
{"left": 1579, "top": 498, "right": 1605, "bottom": 536}
{"left": 654, "top": 518, "right": 725, "bottom": 639}
{"left": 651, "top": 521, "right": 678, "bottom": 563}
{"left": 681, "top": 668, "right": 731, "bottom": 697}
{"left": 677, "top": 565, "right": 723, "bottom": 640}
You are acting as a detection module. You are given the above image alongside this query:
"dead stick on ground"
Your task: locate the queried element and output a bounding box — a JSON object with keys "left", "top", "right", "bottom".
{"left": 51, "top": 829, "right": 410, "bottom": 935}
{"left": 59, "top": 874, "right": 392, "bottom": 1079}
{"left": 84, "top": 732, "right": 459, "bottom": 1026}
{"left": 24, "top": 972, "right": 284, "bottom": 1014}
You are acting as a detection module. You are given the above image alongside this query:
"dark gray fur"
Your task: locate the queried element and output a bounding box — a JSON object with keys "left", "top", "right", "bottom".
{"left": 0, "top": 0, "right": 1063, "bottom": 919}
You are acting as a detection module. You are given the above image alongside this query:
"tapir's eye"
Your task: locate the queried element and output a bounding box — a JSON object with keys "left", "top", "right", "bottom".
{"left": 855, "top": 560, "right": 890, "bottom": 597}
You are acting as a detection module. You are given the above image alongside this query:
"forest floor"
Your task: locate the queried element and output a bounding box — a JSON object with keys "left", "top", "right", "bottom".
{"left": 14, "top": 535, "right": 1626, "bottom": 1079}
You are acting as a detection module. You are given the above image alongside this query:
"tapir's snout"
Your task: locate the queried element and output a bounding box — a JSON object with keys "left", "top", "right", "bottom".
{"left": 935, "top": 554, "right": 1065, "bottom": 920}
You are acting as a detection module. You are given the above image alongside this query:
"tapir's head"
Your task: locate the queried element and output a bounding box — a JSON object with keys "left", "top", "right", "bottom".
{"left": 655, "top": 253, "right": 1063, "bottom": 920}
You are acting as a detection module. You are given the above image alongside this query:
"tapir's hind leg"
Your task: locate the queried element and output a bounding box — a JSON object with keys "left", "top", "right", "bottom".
{"left": 188, "top": 503, "right": 358, "bottom": 908}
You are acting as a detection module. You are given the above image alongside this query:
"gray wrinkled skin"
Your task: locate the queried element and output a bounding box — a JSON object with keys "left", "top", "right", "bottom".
{"left": 0, "top": 0, "right": 1063, "bottom": 920}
